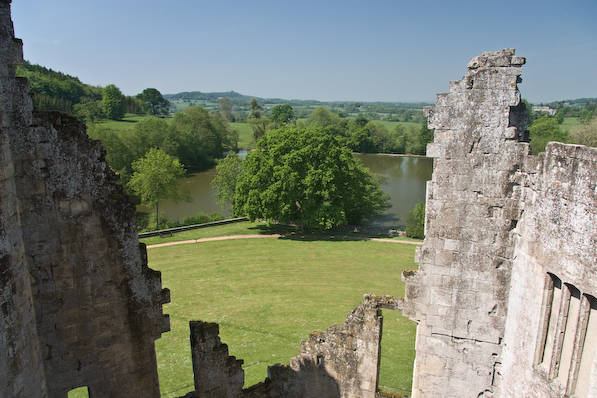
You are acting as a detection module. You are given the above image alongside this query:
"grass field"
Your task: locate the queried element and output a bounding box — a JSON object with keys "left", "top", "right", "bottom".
{"left": 561, "top": 117, "right": 580, "bottom": 133}
{"left": 139, "top": 221, "right": 423, "bottom": 247}
{"left": 230, "top": 122, "right": 255, "bottom": 149}
{"left": 148, "top": 235, "right": 418, "bottom": 397}
{"left": 92, "top": 114, "right": 153, "bottom": 132}
{"left": 373, "top": 120, "right": 421, "bottom": 131}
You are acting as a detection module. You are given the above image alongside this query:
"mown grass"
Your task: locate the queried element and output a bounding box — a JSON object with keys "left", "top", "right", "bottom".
{"left": 139, "top": 220, "right": 423, "bottom": 247}
{"left": 149, "top": 237, "right": 417, "bottom": 397}
{"left": 92, "top": 113, "right": 153, "bottom": 132}
{"left": 373, "top": 120, "right": 420, "bottom": 131}
{"left": 561, "top": 117, "right": 580, "bottom": 133}
{"left": 230, "top": 122, "right": 254, "bottom": 149}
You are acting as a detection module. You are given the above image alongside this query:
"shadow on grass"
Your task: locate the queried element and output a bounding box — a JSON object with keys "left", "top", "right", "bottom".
{"left": 246, "top": 223, "right": 402, "bottom": 242}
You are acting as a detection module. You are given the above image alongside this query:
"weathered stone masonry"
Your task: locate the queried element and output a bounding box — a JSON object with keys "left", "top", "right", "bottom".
{"left": 0, "top": 1, "right": 169, "bottom": 397}
{"left": 403, "top": 48, "right": 596, "bottom": 397}
{"left": 1, "top": 0, "right": 596, "bottom": 396}
{"left": 181, "top": 294, "right": 402, "bottom": 398}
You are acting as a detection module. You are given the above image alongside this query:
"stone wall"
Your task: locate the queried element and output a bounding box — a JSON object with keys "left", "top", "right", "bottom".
{"left": 182, "top": 294, "right": 402, "bottom": 398}
{"left": 500, "top": 143, "right": 596, "bottom": 397}
{"left": 0, "top": 1, "right": 169, "bottom": 397}
{"left": 403, "top": 48, "right": 597, "bottom": 397}
{"left": 1, "top": 0, "right": 595, "bottom": 394}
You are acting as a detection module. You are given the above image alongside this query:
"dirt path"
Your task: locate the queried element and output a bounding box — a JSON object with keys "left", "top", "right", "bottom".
{"left": 146, "top": 234, "right": 422, "bottom": 249}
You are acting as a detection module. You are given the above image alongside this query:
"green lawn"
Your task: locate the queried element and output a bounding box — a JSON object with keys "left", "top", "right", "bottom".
{"left": 149, "top": 237, "right": 417, "bottom": 397}
{"left": 139, "top": 221, "right": 423, "bottom": 247}
{"left": 91, "top": 114, "right": 154, "bottom": 132}
{"left": 139, "top": 221, "right": 271, "bottom": 246}
{"left": 230, "top": 122, "right": 254, "bottom": 149}
{"left": 372, "top": 120, "right": 420, "bottom": 131}
{"left": 561, "top": 117, "right": 580, "bottom": 133}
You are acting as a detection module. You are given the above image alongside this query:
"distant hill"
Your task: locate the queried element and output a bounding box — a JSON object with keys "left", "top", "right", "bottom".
{"left": 540, "top": 98, "right": 597, "bottom": 108}
{"left": 164, "top": 90, "right": 432, "bottom": 109}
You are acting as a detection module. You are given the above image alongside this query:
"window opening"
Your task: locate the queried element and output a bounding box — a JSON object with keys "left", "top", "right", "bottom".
{"left": 377, "top": 309, "right": 416, "bottom": 397}
{"left": 536, "top": 273, "right": 562, "bottom": 368}
{"left": 557, "top": 284, "right": 581, "bottom": 385}
{"left": 572, "top": 295, "right": 597, "bottom": 397}
{"left": 67, "top": 386, "right": 90, "bottom": 398}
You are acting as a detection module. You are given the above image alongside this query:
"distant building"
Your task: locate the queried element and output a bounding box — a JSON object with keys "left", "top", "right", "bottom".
{"left": 532, "top": 105, "right": 557, "bottom": 116}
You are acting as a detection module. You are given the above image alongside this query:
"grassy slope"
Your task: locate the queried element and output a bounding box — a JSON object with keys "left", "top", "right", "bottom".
{"left": 373, "top": 120, "right": 420, "bottom": 131}
{"left": 561, "top": 117, "right": 580, "bottom": 133}
{"left": 230, "top": 122, "right": 254, "bottom": 149}
{"left": 149, "top": 238, "right": 417, "bottom": 397}
{"left": 92, "top": 114, "right": 153, "bottom": 132}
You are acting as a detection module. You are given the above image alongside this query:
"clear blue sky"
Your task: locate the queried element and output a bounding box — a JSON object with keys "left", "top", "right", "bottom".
{"left": 11, "top": 0, "right": 597, "bottom": 103}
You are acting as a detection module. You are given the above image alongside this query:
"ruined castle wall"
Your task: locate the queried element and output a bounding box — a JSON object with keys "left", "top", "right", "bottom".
{"left": 0, "top": 1, "right": 170, "bottom": 396}
{"left": 404, "top": 48, "right": 597, "bottom": 397}
{"left": 183, "top": 295, "right": 400, "bottom": 398}
{"left": 500, "top": 143, "right": 597, "bottom": 397}
{"left": 0, "top": 2, "right": 48, "bottom": 395}
{"left": 403, "top": 49, "right": 530, "bottom": 397}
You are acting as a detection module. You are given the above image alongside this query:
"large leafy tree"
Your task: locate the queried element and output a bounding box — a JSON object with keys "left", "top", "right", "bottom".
{"left": 211, "top": 152, "right": 244, "bottom": 211}
{"left": 128, "top": 148, "right": 186, "bottom": 230}
{"left": 217, "top": 97, "right": 234, "bottom": 121}
{"left": 171, "top": 106, "right": 237, "bottom": 171}
{"left": 234, "top": 125, "right": 390, "bottom": 230}
{"left": 102, "top": 84, "right": 125, "bottom": 120}
{"left": 137, "top": 88, "right": 170, "bottom": 116}
{"left": 270, "top": 104, "right": 295, "bottom": 126}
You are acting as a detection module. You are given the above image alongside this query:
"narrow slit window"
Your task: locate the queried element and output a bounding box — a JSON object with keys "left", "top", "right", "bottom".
{"left": 538, "top": 274, "right": 562, "bottom": 368}
{"left": 574, "top": 295, "right": 597, "bottom": 398}
{"left": 377, "top": 309, "right": 416, "bottom": 397}
{"left": 557, "top": 284, "right": 581, "bottom": 386}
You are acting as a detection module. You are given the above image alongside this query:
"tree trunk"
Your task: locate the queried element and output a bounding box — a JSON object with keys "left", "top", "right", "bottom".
{"left": 155, "top": 202, "right": 159, "bottom": 231}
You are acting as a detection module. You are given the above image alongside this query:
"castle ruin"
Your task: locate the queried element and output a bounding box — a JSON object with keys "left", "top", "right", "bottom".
{"left": 0, "top": 1, "right": 595, "bottom": 397}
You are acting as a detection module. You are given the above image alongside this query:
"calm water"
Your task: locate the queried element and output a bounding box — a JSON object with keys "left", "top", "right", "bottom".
{"left": 153, "top": 153, "right": 433, "bottom": 230}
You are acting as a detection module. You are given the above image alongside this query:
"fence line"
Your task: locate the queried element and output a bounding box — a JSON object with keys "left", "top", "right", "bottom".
{"left": 138, "top": 217, "right": 249, "bottom": 238}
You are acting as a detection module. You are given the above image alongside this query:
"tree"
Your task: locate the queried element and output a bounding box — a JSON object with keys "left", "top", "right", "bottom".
{"left": 234, "top": 125, "right": 390, "bottom": 230}
{"left": 137, "top": 88, "right": 170, "bottom": 116}
{"left": 102, "top": 84, "right": 125, "bottom": 120}
{"left": 217, "top": 97, "right": 234, "bottom": 121}
{"left": 248, "top": 117, "right": 270, "bottom": 141}
{"left": 248, "top": 98, "right": 262, "bottom": 119}
{"left": 569, "top": 118, "right": 597, "bottom": 147}
{"left": 170, "top": 106, "right": 237, "bottom": 171}
{"left": 270, "top": 104, "right": 295, "bottom": 126}
{"left": 128, "top": 148, "right": 186, "bottom": 230}
{"left": 211, "top": 152, "right": 244, "bottom": 210}
{"left": 73, "top": 98, "right": 104, "bottom": 122}
{"left": 121, "top": 116, "right": 178, "bottom": 160}
{"left": 405, "top": 202, "right": 425, "bottom": 239}
{"left": 529, "top": 117, "right": 568, "bottom": 154}
{"left": 87, "top": 125, "right": 134, "bottom": 181}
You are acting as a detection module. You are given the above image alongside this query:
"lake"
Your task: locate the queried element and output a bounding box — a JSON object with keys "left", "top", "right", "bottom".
{"left": 151, "top": 153, "right": 433, "bottom": 230}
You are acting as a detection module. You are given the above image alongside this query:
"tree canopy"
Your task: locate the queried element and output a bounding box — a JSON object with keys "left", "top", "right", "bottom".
{"left": 270, "top": 104, "right": 295, "bottom": 126}
{"left": 102, "top": 84, "right": 126, "bottom": 120}
{"left": 405, "top": 202, "right": 425, "bottom": 239}
{"left": 569, "top": 118, "right": 597, "bottom": 147}
{"left": 529, "top": 117, "right": 568, "bottom": 154}
{"left": 234, "top": 125, "right": 390, "bottom": 230}
{"left": 137, "top": 88, "right": 170, "bottom": 116}
{"left": 211, "top": 152, "right": 244, "bottom": 210}
{"left": 128, "top": 148, "right": 186, "bottom": 230}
